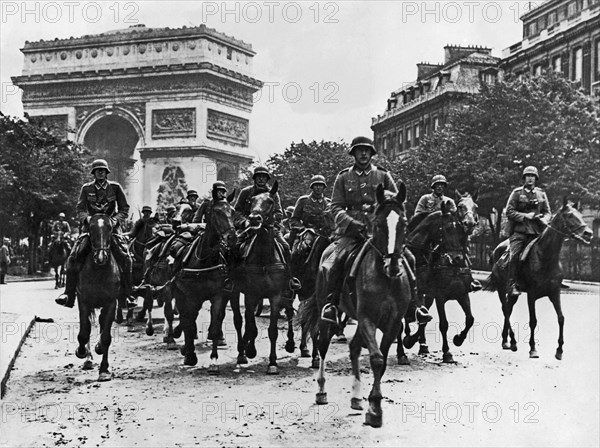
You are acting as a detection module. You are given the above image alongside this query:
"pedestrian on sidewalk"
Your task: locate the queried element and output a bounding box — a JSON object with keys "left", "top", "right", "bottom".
{"left": 0, "top": 238, "right": 11, "bottom": 284}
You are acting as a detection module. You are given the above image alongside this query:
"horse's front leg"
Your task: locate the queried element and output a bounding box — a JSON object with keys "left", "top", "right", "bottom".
{"left": 359, "top": 317, "right": 384, "bottom": 428}
{"left": 242, "top": 295, "right": 259, "bottom": 360}
{"left": 527, "top": 294, "right": 539, "bottom": 358}
{"left": 284, "top": 296, "right": 296, "bottom": 354}
{"left": 266, "top": 295, "right": 281, "bottom": 375}
{"left": 549, "top": 289, "right": 564, "bottom": 360}
{"left": 453, "top": 294, "right": 474, "bottom": 347}
{"left": 501, "top": 292, "right": 518, "bottom": 351}
{"left": 96, "top": 301, "right": 116, "bottom": 382}
{"left": 178, "top": 297, "right": 199, "bottom": 366}
{"left": 145, "top": 294, "right": 154, "bottom": 336}
{"left": 396, "top": 320, "right": 410, "bottom": 365}
{"left": 316, "top": 320, "right": 333, "bottom": 405}
{"left": 162, "top": 295, "right": 176, "bottom": 347}
{"left": 435, "top": 298, "right": 453, "bottom": 363}
{"left": 207, "top": 295, "right": 224, "bottom": 375}
{"left": 349, "top": 329, "right": 364, "bottom": 410}
{"left": 76, "top": 305, "right": 93, "bottom": 370}
{"left": 226, "top": 289, "right": 246, "bottom": 365}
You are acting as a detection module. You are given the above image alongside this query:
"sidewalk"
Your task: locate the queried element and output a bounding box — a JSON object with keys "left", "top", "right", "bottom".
{"left": 0, "top": 311, "right": 35, "bottom": 398}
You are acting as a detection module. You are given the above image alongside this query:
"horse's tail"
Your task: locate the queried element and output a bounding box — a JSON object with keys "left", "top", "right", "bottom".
{"left": 481, "top": 273, "right": 497, "bottom": 292}
{"left": 295, "top": 293, "right": 319, "bottom": 338}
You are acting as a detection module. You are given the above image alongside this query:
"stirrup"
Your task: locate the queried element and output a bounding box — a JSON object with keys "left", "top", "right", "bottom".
{"left": 289, "top": 277, "right": 301, "bottom": 291}
{"left": 55, "top": 294, "right": 75, "bottom": 308}
{"left": 321, "top": 304, "right": 339, "bottom": 325}
{"left": 470, "top": 280, "right": 482, "bottom": 292}
{"left": 126, "top": 297, "right": 138, "bottom": 309}
{"left": 223, "top": 278, "right": 234, "bottom": 293}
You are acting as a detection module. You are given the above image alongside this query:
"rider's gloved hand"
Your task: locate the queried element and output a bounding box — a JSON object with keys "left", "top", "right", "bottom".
{"left": 348, "top": 219, "right": 366, "bottom": 237}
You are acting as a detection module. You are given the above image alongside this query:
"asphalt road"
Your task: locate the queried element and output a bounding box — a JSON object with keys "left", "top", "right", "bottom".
{"left": 0, "top": 279, "right": 598, "bottom": 447}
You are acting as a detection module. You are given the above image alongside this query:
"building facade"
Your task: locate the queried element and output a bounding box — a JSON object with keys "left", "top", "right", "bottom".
{"left": 12, "top": 24, "right": 263, "bottom": 212}
{"left": 500, "top": 0, "right": 600, "bottom": 99}
{"left": 371, "top": 45, "right": 500, "bottom": 159}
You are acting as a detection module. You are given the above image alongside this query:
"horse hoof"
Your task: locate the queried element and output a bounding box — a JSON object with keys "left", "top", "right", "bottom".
{"left": 442, "top": 353, "right": 454, "bottom": 363}
{"left": 217, "top": 338, "right": 227, "bottom": 347}
{"left": 246, "top": 344, "right": 257, "bottom": 359}
{"left": 237, "top": 355, "right": 248, "bottom": 365}
{"left": 54, "top": 285, "right": 58, "bottom": 289}
{"left": 403, "top": 336, "right": 417, "bottom": 350}
{"left": 184, "top": 353, "right": 198, "bottom": 366}
{"left": 173, "top": 326, "right": 182, "bottom": 339}
{"left": 267, "top": 365, "right": 279, "bottom": 375}
{"left": 555, "top": 350, "right": 563, "bottom": 361}
{"left": 529, "top": 350, "right": 539, "bottom": 359}
{"left": 300, "top": 349, "right": 311, "bottom": 358}
{"left": 98, "top": 371, "right": 112, "bottom": 382}
{"left": 350, "top": 398, "right": 363, "bottom": 410}
{"left": 397, "top": 355, "right": 410, "bottom": 366}
{"left": 510, "top": 344, "right": 518, "bottom": 352}
{"left": 146, "top": 326, "right": 154, "bottom": 337}
{"left": 166, "top": 342, "right": 178, "bottom": 351}
{"left": 94, "top": 343, "right": 104, "bottom": 355}
{"left": 208, "top": 364, "right": 219, "bottom": 375}
{"left": 418, "top": 345, "right": 429, "bottom": 355}
{"left": 316, "top": 392, "right": 328, "bottom": 405}
{"left": 136, "top": 311, "right": 145, "bottom": 323}
{"left": 180, "top": 346, "right": 188, "bottom": 356}
{"left": 75, "top": 347, "right": 88, "bottom": 359}
{"left": 115, "top": 313, "right": 123, "bottom": 325}
{"left": 285, "top": 340, "right": 295, "bottom": 353}
{"left": 364, "top": 411, "right": 382, "bottom": 428}
{"left": 163, "top": 336, "right": 174, "bottom": 344}
{"left": 502, "top": 342, "right": 510, "bottom": 350}
{"left": 453, "top": 335, "right": 464, "bottom": 347}
{"left": 82, "top": 360, "right": 94, "bottom": 370}
{"left": 311, "top": 358, "right": 320, "bottom": 369}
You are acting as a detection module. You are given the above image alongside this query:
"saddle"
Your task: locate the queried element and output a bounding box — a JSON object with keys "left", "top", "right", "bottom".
{"left": 520, "top": 236, "right": 540, "bottom": 262}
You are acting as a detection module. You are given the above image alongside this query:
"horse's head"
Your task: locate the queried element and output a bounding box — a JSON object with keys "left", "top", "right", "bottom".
{"left": 88, "top": 214, "right": 113, "bottom": 266}
{"left": 373, "top": 182, "right": 408, "bottom": 277}
{"left": 209, "top": 195, "right": 237, "bottom": 248}
{"left": 455, "top": 189, "right": 479, "bottom": 235}
{"left": 248, "top": 181, "right": 278, "bottom": 229}
{"left": 550, "top": 198, "right": 593, "bottom": 244}
{"left": 172, "top": 202, "right": 193, "bottom": 227}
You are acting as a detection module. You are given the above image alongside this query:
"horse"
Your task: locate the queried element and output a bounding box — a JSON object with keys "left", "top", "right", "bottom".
{"left": 229, "top": 181, "right": 296, "bottom": 374}
{"left": 484, "top": 198, "right": 592, "bottom": 359}
{"left": 299, "top": 183, "right": 411, "bottom": 428}
{"left": 400, "top": 190, "right": 480, "bottom": 363}
{"left": 75, "top": 214, "right": 122, "bottom": 382}
{"left": 48, "top": 232, "right": 70, "bottom": 289}
{"left": 292, "top": 227, "right": 332, "bottom": 366}
{"left": 167, "top": 192, "right": 238, "bottom": 373}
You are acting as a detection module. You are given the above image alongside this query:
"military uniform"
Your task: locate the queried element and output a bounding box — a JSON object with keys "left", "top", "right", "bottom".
{"left": 234, "top": 185, "right": 284, "bottom": 229}
{"left": 291, "top": 194, "right": 332, "bottom": 235}
{"left": 129, "top": 217, "right": 157, "bottom": 243}
{"left": 52, "top": 220, "right": 71, "bottom": 236}
{"left": 192, "top": 199, "right": 213, "bottom": 224}
{"left": 414, "top": 193, "right": 456, "bottom": 216}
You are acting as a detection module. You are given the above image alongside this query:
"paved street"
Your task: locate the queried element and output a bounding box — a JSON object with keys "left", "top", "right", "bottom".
{"left": 0, "top": 279, "right": 598, "bottom": 447}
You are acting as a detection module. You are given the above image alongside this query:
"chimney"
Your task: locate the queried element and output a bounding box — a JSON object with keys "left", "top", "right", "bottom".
{"left": 416, "top": 62, "right": 443, "bottom": 80}
{"left": 444, "top": 45, "right": 492, "bottom": 64}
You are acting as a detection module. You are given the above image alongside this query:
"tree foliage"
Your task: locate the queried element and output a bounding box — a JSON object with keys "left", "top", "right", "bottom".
{"left": 265, "top": 140, "right": 354, "bottom": 206}
{"left": 394, "top": 74, "right": 600, "bottom": 241}
{"left": 0, "top": 113, "right": 88, "bottom": 272}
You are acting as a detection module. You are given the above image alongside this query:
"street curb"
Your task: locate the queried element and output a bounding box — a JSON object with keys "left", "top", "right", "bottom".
{"left": 5, "top": 277, "right": 53, "bottom": 283}
{"left": 1, "top": 316, "right": 35, "bottom": 399}
{"left": 471, "top": 270, "right": 599, "bottom": 287}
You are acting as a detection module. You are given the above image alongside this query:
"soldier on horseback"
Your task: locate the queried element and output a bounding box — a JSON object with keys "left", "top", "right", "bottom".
{"left": 505, "top": 166, "right": 551, "bottom": 296}
{"left": 412, "top": 174, "right": 481, "bottom": 292}
{"left": 290, "top": 174, "right": 333, "bottom": 249}
{"left": 234, "top": 166, "right": 300, "bottom": 293}
{"left": 320, "top": 136, "right": 431, "bottom": 325}
{"left": 56, "top": 159, "right": 136, "bottom": 309}
{"left": 127, "top": 206, "right": 156, "bottom": 241}
{"left": 52, "top": 213, "right": 72, "bottom": 238}
{"left": 186, "top": 190, "right": 200, "bottom": 219}
{"left": 193, "top": 182, "right": 228, "bottom": 224}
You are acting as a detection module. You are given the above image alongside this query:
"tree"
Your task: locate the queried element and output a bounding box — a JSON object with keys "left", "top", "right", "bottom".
{"left": 0, "top": 113, "right": 88, "bottom": 273}
{"left": 395, "top": 74, "right": 600, "bottom": 242}
{"left": 265, "top": 140, "right": 353, "bottom": 206}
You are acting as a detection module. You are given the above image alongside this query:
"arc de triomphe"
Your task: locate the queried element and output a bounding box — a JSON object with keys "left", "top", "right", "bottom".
{"left": 12, "top": 24, "right": 262, "bottom": 214}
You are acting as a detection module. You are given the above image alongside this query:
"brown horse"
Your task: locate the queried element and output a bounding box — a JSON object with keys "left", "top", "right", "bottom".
{"left": 300, "top": 183, "right": 410, "bottom": 428}
{"left": 229, "top": 181, "right": 295, "bottom": 374}
{"left": 167, "top": 194, "right": 237, "bottom": 373}
{"left": 75, "top": 214, "right": 121, "bottom": 381}
{"left": 485, "top": 199, "right": 592, "bottom": 359}
{"left": 49, "top": 232, "right": 70, "bottom": 289}
{"left": 401, "top": 191, "right": 479, "bottom": 363}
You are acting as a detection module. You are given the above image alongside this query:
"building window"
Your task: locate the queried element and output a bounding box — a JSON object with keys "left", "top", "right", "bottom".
{"left": 529, "top": 22, "right": 537, "bottom": 36}
{"left": 406, "top": 128, "right": 412, "bottom": 147}
{"left": 568, "top": 1, "right": 577, "bottom": 16}
{"left": 534, "top": 64, "right": 543, "bottom": 76}
{"left": 397, "top": 131, "right": 403, "bottom": 152}
{"left": 596, "top": 40, "right": 600, "bottom": 80}
{"left": 433, "top": 116, "right": 440, "bottom": 131}
{"left": 553, "top": 56, "right": 562, "bottom": 73}
{"left": 227, "top": 47, "right": 232, "bottom": 60}
{"left": 482, "top": 71, "right": 497, "bottom": 84}
{"left": 548, "top": 11, "right": 557, "bottom": 26}
{"left": 574, "top": 47, "right": 583, "bottom": 81}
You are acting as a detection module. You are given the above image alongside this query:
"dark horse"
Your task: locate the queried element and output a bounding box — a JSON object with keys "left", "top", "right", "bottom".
{"left": 49, "top": 232, "right": 70, "bottom": 289}
{"left": 485, "top": 199, "right": 592, "bottom": 359}
{"left": 300, "top": 184, "right": 411, "bottom": 428}
{"left": 75, "top": 214, "right": 121, "bottom": 381}
{"left": 401, "top": 191, "right": 479, "bottom": 363}
{"left": 168, "top": 194, "right": 237, "bottom": 373}
{"left": 229, "top": 181, "right": 296, "bottom": 374}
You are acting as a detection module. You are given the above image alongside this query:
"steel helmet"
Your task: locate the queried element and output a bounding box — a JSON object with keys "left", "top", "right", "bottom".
{"left": 522, "top": 166, "right": 539, "bottom": 179}
{"left": 212, "top": 181, "right": 227, "bottom": 192}
{"left": 349, "top": 136, "right": 376, "bottom": 156}
{"left": 285, "top": 206, "right": 294, "bottom": 214}
{"left": 165, "top": 205, "right": 176, "bottom": 214}
{"left": 141, "top": 206, "right": 152, "bottom": 213}
{"left": 430, "top": 174, "right": 448, "bottom": 188}
{"left": 310, "top": 175, "right": 327, "bottom": 189}
{"left": 58, "top": 212, "right": 66, "bottom": 218}
{"left": 253, "top": 166, "right": 271, "bottom": 180}
{"left": 90, "top": 159, "right": 110, "bottom": 174}
{"left": 187, "top": 190, "right": 199, "bottom": 197}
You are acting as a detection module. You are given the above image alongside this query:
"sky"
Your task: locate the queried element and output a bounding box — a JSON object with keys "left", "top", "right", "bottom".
{"left": 0, "top": 0, "right": 533, "bottom": 163}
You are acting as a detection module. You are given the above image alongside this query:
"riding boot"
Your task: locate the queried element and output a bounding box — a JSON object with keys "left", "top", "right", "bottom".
{"left": 55, "top": 268, "right": 77, "bottom": 308}
{"left": 321, "top": 258, "right": 344, "bottom": 325}
{"left": 508, "top": 257, "right": 522, "bottom": 296}
{"left": 112, "top": 236, "right": 137, "bottom": 309}
{"left": 402, "top": 255, "right": 432, "bottom": 324}
{"left": 276, "top": 230, "right": 301, "bottom": 291}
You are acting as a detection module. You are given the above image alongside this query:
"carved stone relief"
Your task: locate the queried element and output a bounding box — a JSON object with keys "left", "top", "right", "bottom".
{"left": 207, "top": 109, "right": 248, "bottom": 146}
{"left": 152, "top": 108, "right": 196, "bottom": 138}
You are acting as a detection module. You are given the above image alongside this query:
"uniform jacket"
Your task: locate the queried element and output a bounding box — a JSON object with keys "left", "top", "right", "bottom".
{"left": 192, "top": 199, "right": 213, "bottom": 224}
{"left": 0, "top": 244, "right": 10, "bottom": 264}
{"left": 290, "top": 193, "right": 332, "bottom": 234}
{"left": 414, "top": 193, "right": 456, "bottom": 216}
{"left": 52, "top": 220, "right": 71, "bottom": 235}
{"left": 330, "top": 164, "right": 397, "bottom": 235}
{"left": 234, "top": 185, "right": 283, "bottom": 229}
{"left": 76, "top": 180, "right": 130, "bottom": 225}
{"left": 130, "top": 218, "right": 157, "bottom": 242}
{"left": 505, "top": 185, "right": 551, "bottom": 235}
